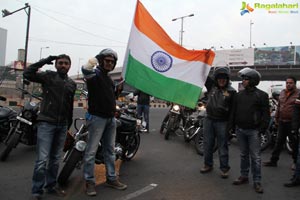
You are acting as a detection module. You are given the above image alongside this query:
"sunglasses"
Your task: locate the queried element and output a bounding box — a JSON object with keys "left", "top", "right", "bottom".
{"left": 242, "top": 76, "right": 250, "bottom": 81}
{"left": 57, "top": 61, "right": 70, "bottom": 65}
{"left": 103, "top": 59, "right": 115, "bottom": 64}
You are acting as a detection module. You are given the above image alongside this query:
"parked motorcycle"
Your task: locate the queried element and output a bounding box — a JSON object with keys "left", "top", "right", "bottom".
{"left": 0, "top": 88, "right": 41, "bottom": 161}
{"left": 0, "top": 96, "right": 17, "bottom": 142}
{"left": 192, "top": 101, "right": 218, "bottom": 155}
{"left": 160, "top": 104, "right": 186, "bottom": 140}
{"left": 57, "top": 104, "right": 141, "bottom": 185}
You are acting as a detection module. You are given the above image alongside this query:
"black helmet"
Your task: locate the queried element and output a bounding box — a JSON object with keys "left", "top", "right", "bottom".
{"left": 95, "top": 48, "right": 118, "bottom": 69}
{"left": 238, "top": 67, "right": 261, "bottom": 86}
{"left": 213, "top": 67, "right": 230, "bottom": 80}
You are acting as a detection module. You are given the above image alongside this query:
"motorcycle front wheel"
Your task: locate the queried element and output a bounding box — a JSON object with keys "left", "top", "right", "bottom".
{"left": 165, "top": 117, "right": 176, "bottom": 140}
{"left": 194, "top": 128, "right": 218, "bottom": 156}
{"left": 57, "top": 149, "right": 83, "bottom": 185}
{"left": 260, "top": 130, "right": 271, "bottom": 151}
{"left": 122, "top": 134, "right": 140, "bottom": 161}
{"left": 0, "top": 130, "right": 20, "bottom": 161}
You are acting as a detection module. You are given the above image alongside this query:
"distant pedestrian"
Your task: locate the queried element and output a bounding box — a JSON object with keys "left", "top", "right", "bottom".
{"left": 134, "top": 90, "right": 150, "bottom": 133}
{"left": 229, "top": 67, "right": 270, "bottom": 194}
{"left": 24, "top": 54, "right": 76, "bottom": 200}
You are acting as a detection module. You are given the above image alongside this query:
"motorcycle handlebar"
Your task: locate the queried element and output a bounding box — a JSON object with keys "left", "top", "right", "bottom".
{"left": 17, "top": 88, "right": 43, "bottom": 101}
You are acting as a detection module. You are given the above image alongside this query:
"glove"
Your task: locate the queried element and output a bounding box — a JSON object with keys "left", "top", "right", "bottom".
{"left": 43, "top": 55, "right": 58, "bottom": 65}
{"left": 83, "top": 57, "right": 98, "bottom": 70}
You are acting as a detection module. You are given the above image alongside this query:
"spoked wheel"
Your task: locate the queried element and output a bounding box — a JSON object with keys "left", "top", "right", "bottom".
{"left": 260, "top": 130, "right": 271, "bottom": 152}
{"left": 122, "top": 134, "right": 140, "bottom": 161}
{"left": 194, "top": 128, "right": 217, "bottom": 156}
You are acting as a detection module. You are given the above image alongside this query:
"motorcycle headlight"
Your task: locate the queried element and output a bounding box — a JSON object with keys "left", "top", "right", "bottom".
{"left": 23, "top": 110, "right": 32, "bottom": 119}
{"left": 172, "top": 105, "right": 180, "bottom": 111}
{"left": 75, "top": 140, "right": 87, "bottom": 152}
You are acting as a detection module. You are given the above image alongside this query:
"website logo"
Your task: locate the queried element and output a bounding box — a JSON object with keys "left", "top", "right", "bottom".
{"left": 240, "top": 1, "right": 254, "bottom": 16}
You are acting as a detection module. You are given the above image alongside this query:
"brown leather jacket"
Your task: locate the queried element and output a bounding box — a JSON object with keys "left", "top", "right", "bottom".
{"left": 275, "top": 88, "right": 300, "bottom": 122}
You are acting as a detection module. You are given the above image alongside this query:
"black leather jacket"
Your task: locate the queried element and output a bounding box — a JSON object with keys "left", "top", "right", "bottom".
{"left": 23, "top": 61, "right": 76, "bottom": 127}
{"left": 205, "top": 76, "right": 236, "bottom": 121}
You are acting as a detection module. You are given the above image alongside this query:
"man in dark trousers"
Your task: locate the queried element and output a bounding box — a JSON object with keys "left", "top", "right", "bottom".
{"left": 263, "top": 77, "right": 299, "bottom": 169}
{"left": 229, "top": 67, "right": 270, "bottom": 194}
{"left": 24, "top": 54, "right": 76, "bottom": 200}
{"left": 134, "top": 90, "right": 150, "bottom": 133}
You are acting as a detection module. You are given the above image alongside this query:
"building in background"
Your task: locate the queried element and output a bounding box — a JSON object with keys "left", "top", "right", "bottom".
{"left": 0, "top": 27, "right": 7, "bottom": 66}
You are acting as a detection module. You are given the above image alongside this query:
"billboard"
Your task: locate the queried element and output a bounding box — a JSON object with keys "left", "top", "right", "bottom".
{"left": 254, "top": 46, "right": 299, "bottom": 65}
{"left": 212, "top": 48, "right": 254, "bottom": 67}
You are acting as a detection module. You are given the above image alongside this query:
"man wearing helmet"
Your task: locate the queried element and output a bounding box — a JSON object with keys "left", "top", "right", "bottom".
{"left": 229, "top": 67, "right": 270, "bottom": 193}
{"left": 81, "top": 49, "right": 127, "bottom": 196}
{"left": 200, "top": 67, "right": 236, "bottom": 179}
{"left": 263, "top": 77, "right": 299, "bottom": 169}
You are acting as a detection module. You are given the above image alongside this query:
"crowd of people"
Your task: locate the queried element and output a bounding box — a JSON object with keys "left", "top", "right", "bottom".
{"left": 23, "top": 48, "right": 300, "bottom": 199}
{"left": 199, "top": 66, "right": 300, "bottom": 194}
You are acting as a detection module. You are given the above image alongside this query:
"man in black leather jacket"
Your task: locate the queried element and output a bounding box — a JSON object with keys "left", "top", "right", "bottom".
{"left": 200, "top": 67, "right": 236, "bottom": 179}
{"left": 24, "top": 54, "right": 76, "bottom": 200}
{"left": 230, "top": 68, "right": 270, "bottom": 194}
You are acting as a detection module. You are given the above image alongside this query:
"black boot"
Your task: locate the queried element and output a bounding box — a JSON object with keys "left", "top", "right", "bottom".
{"left": 284, "top": 177, "right": 300, "bottom": 187}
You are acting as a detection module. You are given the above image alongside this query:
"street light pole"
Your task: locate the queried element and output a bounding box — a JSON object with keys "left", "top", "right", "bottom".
{"left": 40, "top": 46, "right": 49, "bottom": 59}
{"left": 172, "top": 13, "right": 194, "bottom": 46}
{"left": 250, "top": 20, "right": 254, "bottom": 48}
{"left": 2, "top": 3, "right": 31, "bottom": 99}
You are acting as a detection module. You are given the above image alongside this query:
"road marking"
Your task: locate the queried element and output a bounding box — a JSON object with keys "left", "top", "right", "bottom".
{"left": 115, "top": 183, "right": 158, "bottom": 200}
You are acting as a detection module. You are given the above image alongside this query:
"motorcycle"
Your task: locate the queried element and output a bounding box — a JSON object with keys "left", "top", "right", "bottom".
{"left": 0, "top": 96, "right": 17, "bottom": 142}
{"left": 57, "top": 103, "right": 141, "bottom": 185}
{"left": 0, "top": 88, "right": 41, "bottom": 161}
{"left": 160, "top": 103, "right": 186, "bottom": 140}
{"left": 192, "top": 101, "right": 218, "bottom": 155}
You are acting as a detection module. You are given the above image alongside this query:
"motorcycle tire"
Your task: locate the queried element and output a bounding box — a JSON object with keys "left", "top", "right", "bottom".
{"left": 194, "top": 128, "right": 217, "bottom": 156}
{"left": 260, "top": 130, "right": 271, "bottom": 152}
{"left": 122, "top": 134, "right": 140, "bottom": 161}
{"left": 57, "top": 149, "right": 83, "bottom": 185}
{"left": 0, "top": 132, "right": 20, "bottom": 161}
{"left": 285, "top": 136, "right": 294, "bottom": 154}
{"left": 164, "top": 117, "right": 175, "bottom": 140}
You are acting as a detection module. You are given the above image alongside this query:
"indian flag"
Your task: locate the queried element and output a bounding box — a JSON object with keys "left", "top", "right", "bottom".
{"left": 122, "top": 0, "right": 215, "bottom": 108}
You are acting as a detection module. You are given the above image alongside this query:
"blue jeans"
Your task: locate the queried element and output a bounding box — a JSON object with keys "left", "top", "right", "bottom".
{"left": 236, "top": 127, "right": 262, "bottom": 183}
{"left": 203, "top": 118, "right": 230, "bottom": 172}
{"left": 137, "top": 104, "right": 149, "bottom": 130}
{"left": 83, "top": 114, "right": 116, "bottom": 184}
{"left": 32, "top": 122, "right": 67, "bottom": 195}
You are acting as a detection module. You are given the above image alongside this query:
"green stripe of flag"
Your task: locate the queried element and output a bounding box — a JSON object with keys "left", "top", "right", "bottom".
{"left": 125, "top": 54, "right": 202, "bottom": 108}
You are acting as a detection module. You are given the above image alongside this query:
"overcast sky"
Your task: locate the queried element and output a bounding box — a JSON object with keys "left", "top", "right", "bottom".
{"left": 1, "top": 0, "right": 299, "bottom": 76}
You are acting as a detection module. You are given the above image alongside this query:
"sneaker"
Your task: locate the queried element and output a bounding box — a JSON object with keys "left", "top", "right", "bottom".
{"left": 263, "top": 161, "right": 277, "bottom": 167}
{"left": 46, "top": 186, "right": 66, "bottom": 197}
{"left": 106, "top": 179, "right": 127, "bottom": 190}
{"left": 232, "top": 176, "right": 249, "bottom": 185}
{"left": 85, "top": 182, "right": 97, "bottom": 196}
{"left": 220, "top": 170, "right": 229, "bottom": 179}
{"left": 284, "top": 177, "right": 300, "bottom": 187}
{"left": 200, "top": 165, "right": 213, "bottom": 173}
{"left": 254, "top": 182, "right": 264, "bottom": 193}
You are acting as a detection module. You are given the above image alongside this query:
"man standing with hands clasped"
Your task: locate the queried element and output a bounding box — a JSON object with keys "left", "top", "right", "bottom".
{"left": 82, "top": 48, "right": 127, "bottom": 197}
{"left": 24, "top": 54, "right": 76, "bottom": 200}
{"left": 229, "top": 68, "right": 270, "bottom": 194}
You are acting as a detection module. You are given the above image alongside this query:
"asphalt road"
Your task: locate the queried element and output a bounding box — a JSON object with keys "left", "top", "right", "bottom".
{"left": 0, "top": 108, "right": 300, "bottom": 200}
